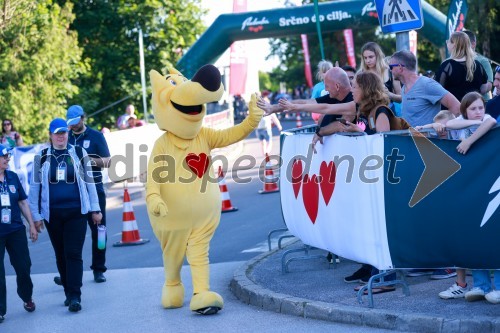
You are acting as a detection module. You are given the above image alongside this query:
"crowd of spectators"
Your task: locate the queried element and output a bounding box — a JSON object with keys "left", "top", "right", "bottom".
{"left": 258, "top": 30, "right": 500, "bottom": 301}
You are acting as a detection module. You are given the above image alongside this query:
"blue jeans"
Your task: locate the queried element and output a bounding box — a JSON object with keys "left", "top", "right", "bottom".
{"left": 471, "top": 270, "right": 500, "bottom": 292}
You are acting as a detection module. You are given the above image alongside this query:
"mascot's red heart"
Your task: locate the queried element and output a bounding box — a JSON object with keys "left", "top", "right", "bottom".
{"left": 319, "top": 161, "right": 336, "bottom": 205}
{"left": 185, "top": 153, "right": 210, "bottom": 178}
{"left": 302, "top": 174, "right": 319, "bottom": 224}
{"left": 291, "top": 159, "right": 303, "bottom": 198}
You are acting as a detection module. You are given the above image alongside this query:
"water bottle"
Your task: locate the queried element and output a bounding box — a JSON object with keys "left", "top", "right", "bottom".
{"left": 97, "top": 225, "right": 106, "bottom": 250}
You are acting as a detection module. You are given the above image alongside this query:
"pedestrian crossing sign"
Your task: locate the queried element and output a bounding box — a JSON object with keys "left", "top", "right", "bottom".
{"left": 375, "top": 0, "right": 424, "bottom": 34}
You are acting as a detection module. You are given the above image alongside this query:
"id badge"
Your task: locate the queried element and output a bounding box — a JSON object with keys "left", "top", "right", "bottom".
{"left": 1, "top": 208, "right": 11, "bottom": 224}
{"left": 0, "top": 193, "right": 10, "bottom": 207}
{"left": 57, "top": 163, "right": 67, "bottom": 181}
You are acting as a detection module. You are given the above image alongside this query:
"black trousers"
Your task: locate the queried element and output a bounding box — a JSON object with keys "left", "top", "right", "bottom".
{"left": 87, "top": 189, "right": 107, "bottom": 273}
{"left": 0, "top": 228, "right": 33, "bottom": 316}
{"left": 45, "top": 207, "right": 86, "bottom": 301}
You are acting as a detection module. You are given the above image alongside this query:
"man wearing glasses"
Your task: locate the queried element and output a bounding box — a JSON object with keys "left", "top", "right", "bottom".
{"left": 486, "top": 66, "right": 500, "bottom": 121}
{"left": 389, "top": 50, "right": 460, "bottom": 127}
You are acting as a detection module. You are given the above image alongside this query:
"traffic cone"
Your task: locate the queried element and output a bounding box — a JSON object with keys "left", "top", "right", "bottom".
{"left": 296, "top": 114, "right": 302, "bottom": 128}
{"left": 259, "top": 154, "right": 279, "bottom": 194}
{"left": 218, "top": 166, "right": 238, "bottom": 213}
{"left": 113, "top": 188, "right": 150, "bottom": 247}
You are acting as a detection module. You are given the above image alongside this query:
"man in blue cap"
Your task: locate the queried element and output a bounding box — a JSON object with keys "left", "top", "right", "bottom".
{"left": 51, "top": 105, "right": 111, "bottom": 284}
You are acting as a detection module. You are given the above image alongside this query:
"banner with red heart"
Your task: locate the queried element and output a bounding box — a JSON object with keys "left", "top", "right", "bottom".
{"left": 279, "top": 133, "right": 392, "bottom": 270}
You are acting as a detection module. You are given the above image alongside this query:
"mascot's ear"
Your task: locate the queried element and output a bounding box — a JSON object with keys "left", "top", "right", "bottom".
{"left": 150, "top": 70, "right": 165, "bottom": 92}
{"left": 167, "top": 67, "right": 183, "bottom": 77}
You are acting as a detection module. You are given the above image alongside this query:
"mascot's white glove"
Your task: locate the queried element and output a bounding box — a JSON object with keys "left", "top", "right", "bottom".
{"left": 147, "top": 196, "right": 168, "bottom": 217}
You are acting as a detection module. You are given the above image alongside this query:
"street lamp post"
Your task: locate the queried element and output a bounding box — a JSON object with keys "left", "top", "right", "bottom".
{"left": 139, "top": 28, "right": 149, "bottom": 123}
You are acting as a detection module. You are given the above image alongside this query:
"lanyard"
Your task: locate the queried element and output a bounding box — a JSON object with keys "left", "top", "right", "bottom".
{"left": 0, "top": 175, "right": 8, "bottom": 194}
{"left": 0, "top": 174, "right": 10, "bottom": 208}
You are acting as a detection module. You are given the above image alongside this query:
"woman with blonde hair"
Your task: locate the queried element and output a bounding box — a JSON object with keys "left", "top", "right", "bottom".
{"left": 435, "top": 31, "right": 488, "bottom": 102}
{"left": 360, "top": 42, "right": 402, "bottom": 104}
{"left": 311, "top": 60, "right": 334, "bottom": 123}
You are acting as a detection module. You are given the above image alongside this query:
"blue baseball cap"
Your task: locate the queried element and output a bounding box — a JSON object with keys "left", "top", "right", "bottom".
{"left": 49, "top": 118, "right": 69, "bottom": 134}
{"left": 66, "top": 105, "right": 84, "bottom": 126}
{"left": 0, "top": 144, "right": 12, "bottom": 157}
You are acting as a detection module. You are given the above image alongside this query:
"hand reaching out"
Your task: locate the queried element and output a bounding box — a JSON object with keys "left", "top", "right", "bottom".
{"left": 278, "top": 99, "right": 295, "bottom": 112}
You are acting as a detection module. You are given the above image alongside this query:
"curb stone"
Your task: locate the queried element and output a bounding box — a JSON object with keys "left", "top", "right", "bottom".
{"left": 230, "top": 243, "right": 500, "bottom": 332}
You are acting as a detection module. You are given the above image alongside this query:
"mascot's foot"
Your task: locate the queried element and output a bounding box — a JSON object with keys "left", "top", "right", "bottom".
{"left": 190, "top": 291, "right": 224, "bottom": 315}
{"left": 162, "top": 283, "right": 185, "bottom": 308}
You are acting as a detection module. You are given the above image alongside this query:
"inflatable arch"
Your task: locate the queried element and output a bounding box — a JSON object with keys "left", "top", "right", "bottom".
{"left": 177, "top": 0, "right": 447, "bottom": 78}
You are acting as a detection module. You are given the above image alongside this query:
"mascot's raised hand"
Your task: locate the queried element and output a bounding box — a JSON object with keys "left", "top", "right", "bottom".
{"left": 248, "top": 93, "right": 264, "bottom": 123}
{"left": 146, "top": 64, "right": 262, "bottom": 315}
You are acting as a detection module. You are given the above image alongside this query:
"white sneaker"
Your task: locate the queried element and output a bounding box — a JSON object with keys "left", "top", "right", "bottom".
{"left": 439, "top": 283, "right": 467, "bottom": 299}
{"left": 465, "top": 287, "right": 486, "bottom": 302}
{"left": 485, "top": 290, "right": 500, "bottom": 304}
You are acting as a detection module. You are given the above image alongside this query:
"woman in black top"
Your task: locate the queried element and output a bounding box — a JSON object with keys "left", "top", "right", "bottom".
{"left": 435, "top": 31, "right": 488, "bottom": 102}
{"left": 344, "top": 71, "right": 392, "bottom": 135}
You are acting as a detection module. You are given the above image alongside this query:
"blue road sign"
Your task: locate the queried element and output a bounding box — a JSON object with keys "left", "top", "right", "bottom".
{"left": 375, "top": 0, "right": 424, "bottom": 34}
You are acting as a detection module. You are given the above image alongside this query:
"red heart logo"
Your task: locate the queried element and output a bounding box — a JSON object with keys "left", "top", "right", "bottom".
{"left": 319, "top": 161, "right": 336, "bottom": 205}
{"left": 185, "top": 153, "right": 210, "bottom": 178}
{"left": 291, "top": 159, "right": 303, "bottom": 199}
{"left": 302, "top": 174, "right": 319, "bottom": 224}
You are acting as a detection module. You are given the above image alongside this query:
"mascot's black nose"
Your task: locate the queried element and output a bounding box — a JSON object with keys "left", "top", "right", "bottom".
{"left": 191, "top": 64, "right": 221, "bottom": 92}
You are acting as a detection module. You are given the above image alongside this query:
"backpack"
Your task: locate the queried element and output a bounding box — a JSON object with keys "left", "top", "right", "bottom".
{"left": 368, "top": 105, "right": 411, "bottom": 132}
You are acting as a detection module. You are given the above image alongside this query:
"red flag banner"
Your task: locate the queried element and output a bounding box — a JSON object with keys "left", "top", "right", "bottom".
{"left": 301, "top": 34, "right": 313, "bottom": 88}
{"left": 343, "top": 29, "right": 356, "bottom": 68}
{"left": 229, "top": 0, "right": 248, "bottom": 95}
{"left": 409, "top": 30, "right": 418, "bottom": 57}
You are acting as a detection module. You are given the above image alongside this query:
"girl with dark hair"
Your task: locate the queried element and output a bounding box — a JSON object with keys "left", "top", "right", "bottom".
{"left": 1, "top": 120, "right": 24, "bottom": 148}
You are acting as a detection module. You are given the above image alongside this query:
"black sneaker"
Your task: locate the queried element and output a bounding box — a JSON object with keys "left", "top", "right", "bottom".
{"left": 93, "top": 271, "right": 106, "bottom": 283}
{"left": 326, "top": 252, "right": 333, "bottom": 263}
{"left": 68, "top": 299, "right": 81, "bottom": 312}
{"left": 54, "top": 276, "right": 62, "bottom": 286}
{"left": 64, "top": 298, "right": 70, "bottom": 307}
{"left": 344, "top": 267, "right": 371, "bottom": 283}
{"left": 23, "top": 299, "right": 36, "bottom": 312}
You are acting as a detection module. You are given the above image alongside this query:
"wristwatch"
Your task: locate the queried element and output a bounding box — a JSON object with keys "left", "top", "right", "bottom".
{"left": 92, "top": 211, "right": 101, "bottom": 214}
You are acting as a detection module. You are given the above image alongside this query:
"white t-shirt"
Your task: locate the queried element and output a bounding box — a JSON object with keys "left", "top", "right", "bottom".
{"left": 452, "top": 114, "right": 493, "bottom": 140}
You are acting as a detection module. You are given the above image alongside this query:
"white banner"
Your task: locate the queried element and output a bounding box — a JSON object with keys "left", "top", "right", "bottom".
{"left": 9, "top": 109, "right": 235, "bottom": 189}
{"left": 280, "top": 133, "right": 393, "bottom": 269}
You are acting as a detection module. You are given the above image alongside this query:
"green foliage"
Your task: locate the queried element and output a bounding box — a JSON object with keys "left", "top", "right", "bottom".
{"left": 0, "top": 0, "right": 84, "bottom": 144}
{"left": 54, "top": 0, "right": 207, "bottom": 129}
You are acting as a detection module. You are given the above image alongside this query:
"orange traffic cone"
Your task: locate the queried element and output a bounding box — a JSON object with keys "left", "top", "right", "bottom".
{"left": 259, "top": 154, "right": 279, "bottom": 194}
{"left": 113, "top": 188, "right": 150, "bottom": 247}
{"left": 296, "top": 114, "right": 302, "bottom": 128}
{"left": 218, "top": 166, "right": 238, "bottom": 213}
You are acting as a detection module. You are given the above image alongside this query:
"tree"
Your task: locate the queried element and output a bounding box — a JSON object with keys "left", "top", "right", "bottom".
{"left": 0, "top": 0, "right": 84, "bottom": 144}
{"left": 54, "top": 0, "right": 207, "bottom": 129}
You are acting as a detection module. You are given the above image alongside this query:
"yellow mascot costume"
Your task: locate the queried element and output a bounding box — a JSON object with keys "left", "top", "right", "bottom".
{"left": 146, "top": 64, "right": 263, "bottom": 315}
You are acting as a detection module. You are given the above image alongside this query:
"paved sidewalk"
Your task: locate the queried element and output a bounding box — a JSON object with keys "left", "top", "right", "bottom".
{"left": 231, "top": 239, "right": 500, "bottom": 332}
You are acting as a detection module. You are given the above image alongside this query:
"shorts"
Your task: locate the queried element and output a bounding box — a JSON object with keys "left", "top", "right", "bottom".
{"left": 256, "top": 128, "right": 271, "bottom": 141}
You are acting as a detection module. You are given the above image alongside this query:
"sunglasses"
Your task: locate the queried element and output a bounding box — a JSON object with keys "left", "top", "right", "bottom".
{"left": 389, "top": 64, "right": 405, "bottom": 70}
{"left": 3, "top": 123, "right": 11, "bottom": 126}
